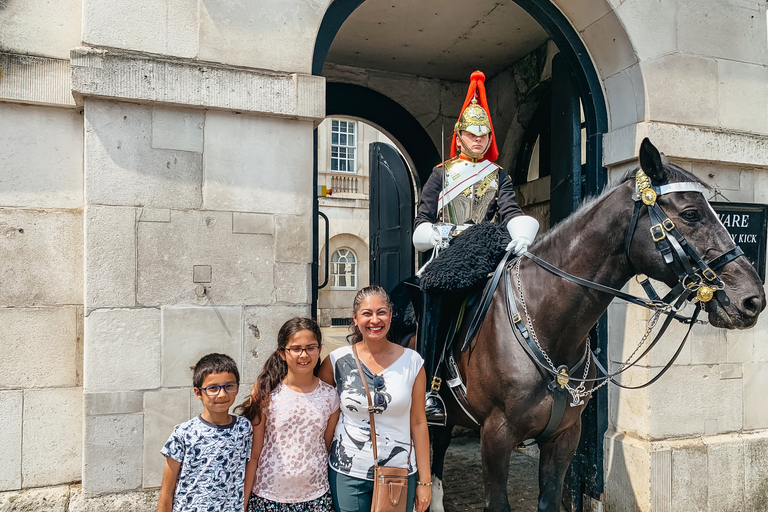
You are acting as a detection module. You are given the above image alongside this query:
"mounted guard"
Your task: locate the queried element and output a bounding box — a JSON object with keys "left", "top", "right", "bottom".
{"left": 410, "top": 70, "right": 540, "bottom": 425}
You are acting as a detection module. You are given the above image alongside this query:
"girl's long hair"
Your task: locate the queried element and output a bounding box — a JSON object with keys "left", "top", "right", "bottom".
{"left": 235, "top": 317, "right": 322, "bottom": 425}
{"left": 346, "top": 285, "right": 393, "bottom": 344}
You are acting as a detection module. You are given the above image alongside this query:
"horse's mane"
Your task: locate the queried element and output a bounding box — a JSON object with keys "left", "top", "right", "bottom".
{"left": 532, "top": 160, "right": 708, "bottom": 248}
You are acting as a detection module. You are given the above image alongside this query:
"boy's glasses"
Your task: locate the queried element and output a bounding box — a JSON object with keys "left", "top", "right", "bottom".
{"left": 372, "top": 374, "right": 386, "bottom": 410}
{"left": 198, "top": 382, "right": 240, "bottom": 397}
{"left": 284, "top": 346, "right": 321, "bottom": 356}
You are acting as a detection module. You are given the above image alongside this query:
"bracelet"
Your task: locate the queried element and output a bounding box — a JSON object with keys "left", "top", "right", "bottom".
{"left": 417, "top": 481, "right": 432, "bottom": 486}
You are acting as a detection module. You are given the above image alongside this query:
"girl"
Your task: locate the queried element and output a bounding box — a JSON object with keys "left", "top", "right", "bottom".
{"left": 238, "top": 317, "right": 340, "bottom": 512}
{"left": 318, "top": 285, "right": 432, "bottom": 512}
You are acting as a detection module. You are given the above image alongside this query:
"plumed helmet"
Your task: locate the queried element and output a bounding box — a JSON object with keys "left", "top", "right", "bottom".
{"left": 451, "top": 70, "right": 499, "bottom": 161}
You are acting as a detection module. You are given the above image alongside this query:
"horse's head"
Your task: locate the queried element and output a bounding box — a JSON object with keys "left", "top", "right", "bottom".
{"left": 626, "top": 138, "right": 765, "bottom": 328}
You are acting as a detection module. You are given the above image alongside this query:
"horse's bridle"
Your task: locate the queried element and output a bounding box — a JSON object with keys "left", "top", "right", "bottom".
{"left": 623, "top": 168, "right": 744, "bottom": 307}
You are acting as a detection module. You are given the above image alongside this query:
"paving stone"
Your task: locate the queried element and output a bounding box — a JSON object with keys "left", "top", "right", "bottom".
{"left": 0, "top": 485, "right": 71, "bottom": 511}
{"left": 68, "top": 486, "right": 159, "bottom": 512}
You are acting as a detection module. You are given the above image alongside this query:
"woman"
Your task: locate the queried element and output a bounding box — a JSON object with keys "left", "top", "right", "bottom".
{"left": 319, "top": 285, "right": 431, "bottom": 512}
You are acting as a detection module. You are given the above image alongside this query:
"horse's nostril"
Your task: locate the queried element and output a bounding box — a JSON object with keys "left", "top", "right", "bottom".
{"left": 743, "top": 295, "right": 766, "bottom": 315}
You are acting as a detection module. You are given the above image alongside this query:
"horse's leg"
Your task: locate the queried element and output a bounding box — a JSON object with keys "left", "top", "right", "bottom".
{"left": 536, "top": 421, "right": 582, "bottom": 512}
{"left": 480, "top": 410, "right": 514, "bottom": 512}
{"left": 429, "top": 424, "right": 453, "bottom": 512}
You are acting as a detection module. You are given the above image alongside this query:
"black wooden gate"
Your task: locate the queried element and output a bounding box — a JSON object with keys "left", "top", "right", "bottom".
{"left": 369, "top": 142, "right": 414, "bottom": 293}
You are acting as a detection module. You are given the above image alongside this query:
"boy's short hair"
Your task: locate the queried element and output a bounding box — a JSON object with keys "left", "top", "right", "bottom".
{"left": 193, "top": 353, "right": 240, "bottom": 388}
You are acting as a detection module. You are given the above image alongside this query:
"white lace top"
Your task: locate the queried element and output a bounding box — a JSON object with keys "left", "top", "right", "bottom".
{"left": 252, "top": 380, "right": 340, "bottom": 503}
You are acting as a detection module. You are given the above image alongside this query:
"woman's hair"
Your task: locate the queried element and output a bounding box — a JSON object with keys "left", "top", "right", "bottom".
{"left": 235, "top": 317, "right": 322, "bottom": 424}
{"left": 346, "top": 285, "right": 393, "bottom": 344}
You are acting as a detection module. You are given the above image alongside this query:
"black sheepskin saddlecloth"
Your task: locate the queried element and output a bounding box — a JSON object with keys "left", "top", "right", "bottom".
{"left": 419, "top": 222, "right": 511, "bottom": 295}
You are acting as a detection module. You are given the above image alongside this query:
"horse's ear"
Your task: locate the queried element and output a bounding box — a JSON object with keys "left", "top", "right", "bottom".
{"left": 639, "top": 138, "right": 667, "bottom": 185}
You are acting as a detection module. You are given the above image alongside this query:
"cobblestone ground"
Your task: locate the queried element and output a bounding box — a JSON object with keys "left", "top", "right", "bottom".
{"left": 439, "top": 434, "right": 539, "bottom": 512}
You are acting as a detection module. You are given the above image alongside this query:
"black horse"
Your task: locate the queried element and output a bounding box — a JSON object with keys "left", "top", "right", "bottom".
{"left": 396, "top": 139, "right": 765, "bottom": 512}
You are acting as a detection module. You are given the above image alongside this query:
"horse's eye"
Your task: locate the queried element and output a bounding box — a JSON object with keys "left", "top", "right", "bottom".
{"left": 681, "top": 210, "right": 699, "bottom": 222}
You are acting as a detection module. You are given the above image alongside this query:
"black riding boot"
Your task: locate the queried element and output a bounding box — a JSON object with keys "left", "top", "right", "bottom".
{"left": 418, "top": 292, "right": 448, "bottom": 426}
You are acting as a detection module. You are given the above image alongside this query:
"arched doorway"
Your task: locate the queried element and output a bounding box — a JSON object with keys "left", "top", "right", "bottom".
{"left": 312, "top": 2, "right": 609, "bottom": 509}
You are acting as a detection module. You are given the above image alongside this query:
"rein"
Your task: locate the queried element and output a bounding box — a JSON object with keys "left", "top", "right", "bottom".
{"left": 507, "top": 169, "right": 745, "bottom": 403}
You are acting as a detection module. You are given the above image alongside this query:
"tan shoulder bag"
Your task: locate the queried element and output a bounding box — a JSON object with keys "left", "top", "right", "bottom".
{"left": 352, "top": 344, "right": 411, "bottom": 512}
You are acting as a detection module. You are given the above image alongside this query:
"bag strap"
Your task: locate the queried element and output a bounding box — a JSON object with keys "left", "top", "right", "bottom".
{"left": 352, "top": 343, "right": 379, "bottom": 461}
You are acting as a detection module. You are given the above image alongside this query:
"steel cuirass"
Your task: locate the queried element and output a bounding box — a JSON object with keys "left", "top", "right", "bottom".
{"left": 438, "top": 158, "right": 500, "bottom": 226}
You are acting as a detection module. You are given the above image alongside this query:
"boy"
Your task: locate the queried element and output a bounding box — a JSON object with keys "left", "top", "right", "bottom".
{"left": 158, "top": 353, "right": 253, "bottom": 512}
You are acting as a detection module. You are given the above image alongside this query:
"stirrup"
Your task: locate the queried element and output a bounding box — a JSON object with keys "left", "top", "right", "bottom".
{"left": 425, "top": 391, "right": 447, "bottom": 426}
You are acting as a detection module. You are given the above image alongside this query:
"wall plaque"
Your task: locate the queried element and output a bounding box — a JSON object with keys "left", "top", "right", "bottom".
{"left": 710, "top": 202, "right": 768, "bottom": 283}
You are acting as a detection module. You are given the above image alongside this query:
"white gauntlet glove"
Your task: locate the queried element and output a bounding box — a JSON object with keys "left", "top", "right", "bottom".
{"left": 413, "top": 222, "right": 442, "bottom": 252}
{"left": 505, "top": 215, "right": 539, "bottom": 255}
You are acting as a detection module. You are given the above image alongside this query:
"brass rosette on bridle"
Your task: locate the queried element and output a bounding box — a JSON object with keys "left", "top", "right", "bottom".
{"left": 454, "top": 99, "right": 492, "bottom": 137}
{"left": 635, "top": 169, "right": 657, "bottom": 206}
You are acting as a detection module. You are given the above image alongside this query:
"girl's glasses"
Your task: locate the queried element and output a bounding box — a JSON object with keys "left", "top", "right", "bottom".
{"left": 198, "top": 382, "right": 240, "bottom": 397}
{"left": 284, "top": 346, "right": 321, "bottom": 356}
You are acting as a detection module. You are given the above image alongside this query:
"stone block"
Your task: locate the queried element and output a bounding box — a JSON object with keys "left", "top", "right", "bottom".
{"left": 0, "top": 391, "right": 22, "bottom": 491}
{"left": 68, "top": 487, "right": 160, "bottom": 512}
{"left": 0, "top": 485, "right": 71, "bottom": 511}
{"left": 83, "top": 414, "right": 143, "bottom": 495}
{"left": 678, "top": 1, "right": 768, "bottom": 65}
{"left": 202, "top": 112, "right": 313, "bottom": 215}
{"left": 642, "top": 54, "right": 719, "bottom": 127}
{"left": 275, "top": 215, "right": 312, "bottom": 263}
{"left": 0, "top": 0, "right": 81, "bottom": 59}
{"left": 0, "top": 209, "right": 83, "bottom": 307}
{"left": 604, "top": 65, "right": 644, "bottom": 131}
{"left": 161, "top": 306, "right": 242, "bottom": 388}
{"left": 691, "top": 160, "right": 743, "bottom": 192}
{"left": 138, "top": 208, "right": 171, "bottom": 223}
{"left": 85, "top": 392, "right": 144, "bottom": 416}
{"left": 718, "top": 60, "right": 768, "bottom": 134}
{"left": 137, "top": 210, "right": 274, "bottom": 306}
{"left": 0, "top": 103, "right": 83, "bottom": 208}
{"left": 0, "top": 307, "right": 78, "bottom": 389}
{"left": 744, "top": 431, "right": 768, "bottom": 510}
{"left": 581, "top": 10, "right": 638, "bottom": 78}
{"left": 669, "top": 438, "right": 708, "bottom": 511}
{"left": 743, "top": 363, "right": 768, "bottom": 429}
{"left": 22, "top": 387, "right": 82, "bottom": 487}
{"left": 726, "top": 327, "right": 754, "bottom": 363}
{"left": 275, "top": 263, "right": 310, "bottom": 304}
{"left": 614, "top": 0, "right": 677, "bottom": 62}
{"left": 84, "top": 99, "right": 203, "bottom": 209}
{"left": 704, "top": 434, "right": 746, "bottom": 510}
{"left": 241, "top": 305, "right": 310, "bottom": 383}
{"left": 232, "top": 213, "right": 274, "bottom": 235}
{"left": 603, "top": 432, "right": 651, "bottom": 512}
{"left": 608, "top": 362, "right": 650, "bottom": 437}
{"left": 198, "top": 0, "right": 329, "bottom": 73}
{"left": 143, "top": 389, "right": 190, "bottom": 488}
{"left": 719, "top": 363, "right": 743, "bottom": 380}
{"left": 151, "top": 107, "right": 204, "bottom": 153}
{"left": 71, "top": 48, "right": 325, "bottom": 120}
{"left": 85, "top": 206, "right": 137, "bottom": 309}
{"left": 82, "top": 0, "right": 198, "bottom": 58}
{"left": 0, "top": 53, "right": 75, "bottom": 107}
{"left": 649, "top": 364, "right": 742, "bottom": 438}
{"left": 688, "top": 323, "right": 727, "bottom": 365}
{"left": 553, "top": 0, "right": 612, "bottom": 32}
{"left": 84, "top": 309, "right": 161, "bottom": 392}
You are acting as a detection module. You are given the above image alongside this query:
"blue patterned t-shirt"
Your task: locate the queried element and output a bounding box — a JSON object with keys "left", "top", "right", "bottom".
{"left": 161, "top": 415, "right": 252, "bottom": 512}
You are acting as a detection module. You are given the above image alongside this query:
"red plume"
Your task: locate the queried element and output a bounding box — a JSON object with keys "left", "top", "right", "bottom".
{"left": 450, "top": 70, "right": 499, "bottom": 161}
